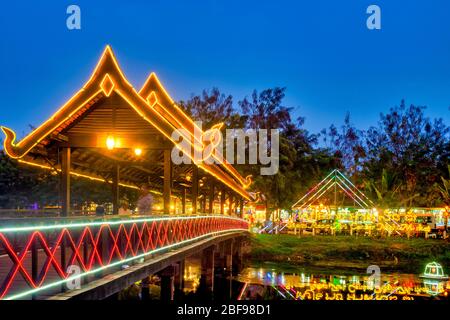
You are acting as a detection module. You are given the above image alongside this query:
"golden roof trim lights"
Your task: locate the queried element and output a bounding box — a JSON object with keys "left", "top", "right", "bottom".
{"left": 1, "top": 45, "right": 252, "bottom": 200}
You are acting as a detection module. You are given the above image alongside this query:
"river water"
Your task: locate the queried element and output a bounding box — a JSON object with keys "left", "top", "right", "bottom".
{"left": 181, "top": 256, "right": 450, "bottom": 301}
{"left": 234, "top": 267, "right": 450, "bottom": 300}
{"left": 118, "top": 257, "right": 450, "bottom": 301}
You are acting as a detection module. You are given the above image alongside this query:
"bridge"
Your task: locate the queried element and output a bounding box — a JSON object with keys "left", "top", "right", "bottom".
{"left": 0, "top": 46, "right": 254, "bottom": 300}
{"left": 0, "top": 215, "right": 249, "bottom": 300}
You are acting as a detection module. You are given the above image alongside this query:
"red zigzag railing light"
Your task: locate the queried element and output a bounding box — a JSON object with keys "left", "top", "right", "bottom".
{"left": 0, "top": 215, "right": 248, "bottom": 300}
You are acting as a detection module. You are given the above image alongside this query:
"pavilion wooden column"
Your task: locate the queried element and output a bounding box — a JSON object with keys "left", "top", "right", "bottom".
{"left": 112, "top": 163, "right": 120, "bottom": 215}
{"left": 208, "top": 182, "right": 215, "bottom": 214}
{"left": 228, "top": 193, "right": 234, "bottom": 216}
{"left": 164, "top": 149, "right": 172, "bottom": 214}
{"left": 201, "top": 194, "right": 207, "bottom": 213}
{"left": 181, "top": 188, "right": 186, "bottom": 214}
{"left": 192, "top": 166, "right": 198, "bottom": 214}
{"left": 239, "top": 198, "right": 244, "bottom": 218}
{"left": 220, "top": 188, "right": 225, "bottom": 215}
{"left": 60, "top": 147, "right": 70, "bottom": 216}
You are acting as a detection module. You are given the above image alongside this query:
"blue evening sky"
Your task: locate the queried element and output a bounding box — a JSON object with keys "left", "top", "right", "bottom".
{"left": 1, "top": 0, "right": 449, "bottom": 139}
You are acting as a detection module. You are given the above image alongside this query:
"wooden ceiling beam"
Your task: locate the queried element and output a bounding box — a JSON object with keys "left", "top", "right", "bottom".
{"left": 56, "top": 134, "right": 172, "bottom": 150}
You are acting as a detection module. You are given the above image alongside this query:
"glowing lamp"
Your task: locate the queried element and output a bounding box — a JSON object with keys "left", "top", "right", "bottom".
{"left": 420, "top": 262, "right": 449, "bottom": 280}
{"left": 106, "top": 136, "right": 115, "bottom": 150}
{"left": 134, "top": 148, "right": 142, "bottom": 156}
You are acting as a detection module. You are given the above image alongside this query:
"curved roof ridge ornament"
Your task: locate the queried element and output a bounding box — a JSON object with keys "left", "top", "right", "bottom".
{"left": 139, "top": 72, "right": 252, "bottom": 188}
{"left": 1, "top": 45, "right": 130, "bottom": 159}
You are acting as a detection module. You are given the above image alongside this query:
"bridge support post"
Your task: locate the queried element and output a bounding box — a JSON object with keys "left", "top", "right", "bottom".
{"left": 214, "top": 240, "right": 233, "bottom": 300}
{"left": 232, "top": 239, "right": 244, "bottom": 276}
{"left": 199, "top": 246, "right": 215, "bottom": 299}
{"left": 159, "top": 265, "right": 175, "bottom": 301}
{"left": 174, "top": 260, "right": 185, "bottom": 299}
{"left": 141, "top": 276, "right": 151, "bottom": 301}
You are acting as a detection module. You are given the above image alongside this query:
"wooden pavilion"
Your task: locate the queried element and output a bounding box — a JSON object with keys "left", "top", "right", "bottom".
{"left": 1, "top": 46, "right": 253, "bottom": 216}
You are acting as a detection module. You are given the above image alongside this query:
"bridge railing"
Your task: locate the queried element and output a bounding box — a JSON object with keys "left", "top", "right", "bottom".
{"left": 0, "top": 215, "right": 248, "bottom": 300}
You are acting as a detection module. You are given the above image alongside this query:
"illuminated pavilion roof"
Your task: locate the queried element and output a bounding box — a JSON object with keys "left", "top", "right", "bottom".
{"left": 292, "top": 169, "right": 373, "bottom": 209}
{"left": 1, "top": 46, "right": 252, "bottom": 200}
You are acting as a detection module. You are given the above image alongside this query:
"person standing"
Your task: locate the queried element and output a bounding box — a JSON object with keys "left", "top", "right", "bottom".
{"left": 137, "top": 184, "right": 153, "bottom": 215}
{"left": 118, "top": 199, "right": 132, "bottom": 215}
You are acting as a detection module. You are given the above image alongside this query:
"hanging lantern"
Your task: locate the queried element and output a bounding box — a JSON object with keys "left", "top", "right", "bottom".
{"left": 106, "top": 135, "right": 115, "bottom": 150}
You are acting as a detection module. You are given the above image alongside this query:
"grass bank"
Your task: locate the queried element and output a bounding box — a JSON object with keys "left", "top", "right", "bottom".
{"left": 247, "top": 234, "right": 450, "bottom": 274}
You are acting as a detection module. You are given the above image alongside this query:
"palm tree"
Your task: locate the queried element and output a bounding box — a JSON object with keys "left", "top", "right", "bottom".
{"left": 437, "top": 165, "right": 450, "bottom": 233}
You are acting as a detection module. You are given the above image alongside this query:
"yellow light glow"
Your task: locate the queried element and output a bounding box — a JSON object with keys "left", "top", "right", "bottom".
{"left": 106, "top": 136, "right": 115, "bottom": 150}
{"left": 134, "top": 148, "right": 142, "bottom": 156}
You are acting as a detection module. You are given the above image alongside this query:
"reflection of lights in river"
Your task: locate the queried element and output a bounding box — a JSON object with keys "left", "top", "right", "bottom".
{"left": 237, "top": 267, "right": 450, "bottom": 300}
{"left": 350, "top": 275, "right": 359, "bottom": 284}
{"left": 183, "top": 261, "right": 200, "bottom": 292}
{"left": 272, "top": 285, "right": 286, "bottom": 298}
{"left": 258, "top": 268, "right": 263, "bottom": 279}
{"left": 423, "top": 280, "right": 445, "bottom": 296}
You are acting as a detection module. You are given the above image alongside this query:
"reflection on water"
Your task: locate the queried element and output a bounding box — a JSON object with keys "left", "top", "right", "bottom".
{"left": 184, "top": 259, "right": 201, "bottom": 293}
{"left": 118, "top": 257, "right": 450, "bottom": 301}
{"left": 235, "top": 267, "right": 450, "bottom": 300}
{"left": 182, "top": 256, "right": 450, "bottom": 301}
